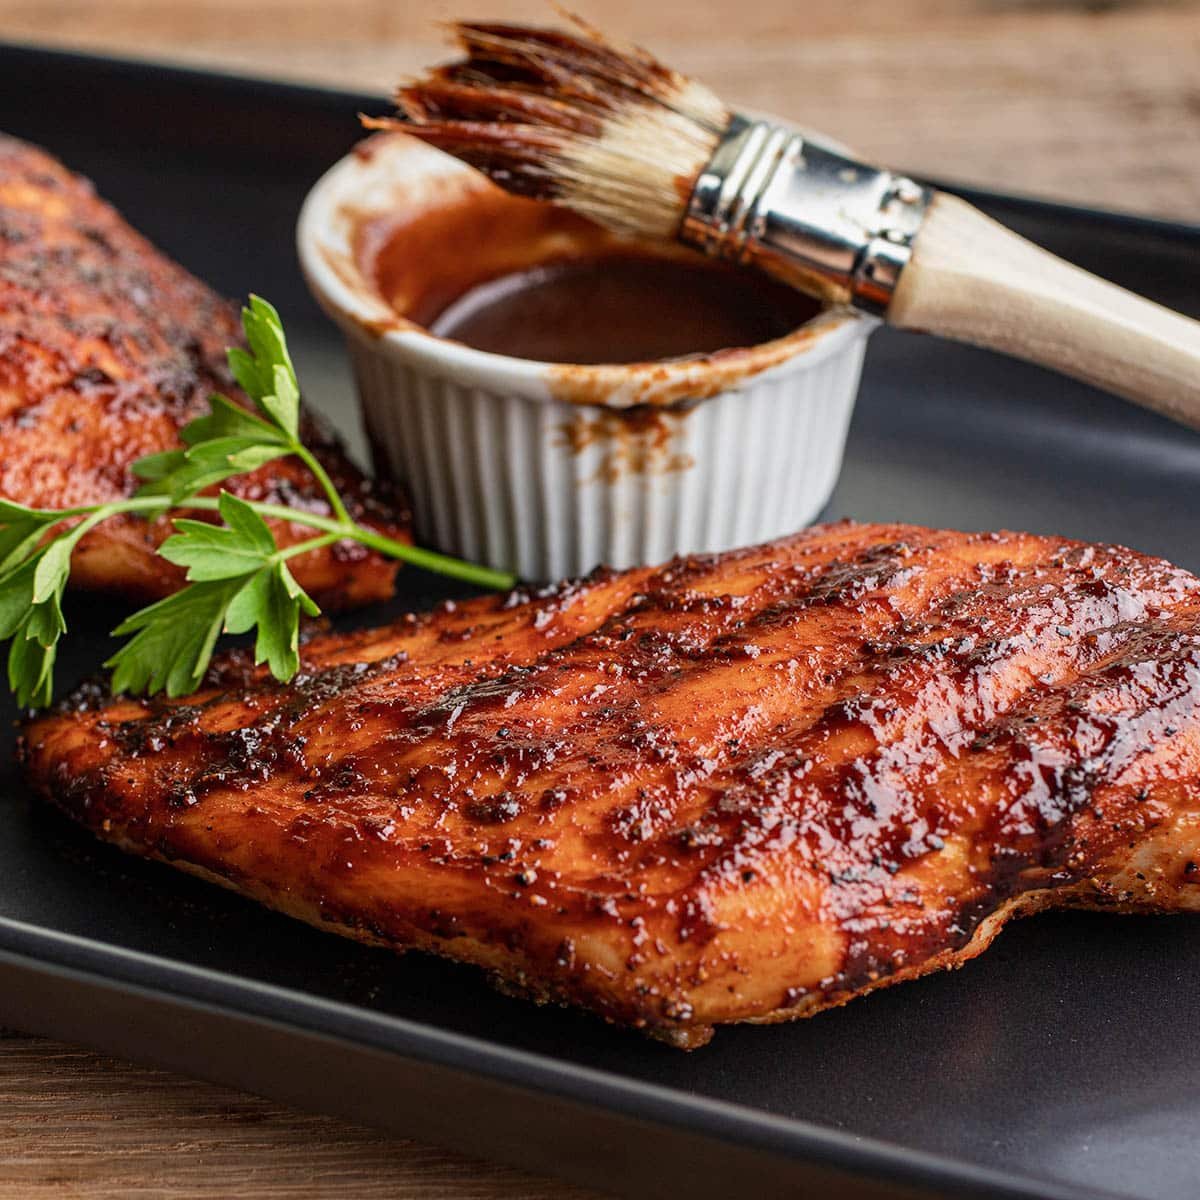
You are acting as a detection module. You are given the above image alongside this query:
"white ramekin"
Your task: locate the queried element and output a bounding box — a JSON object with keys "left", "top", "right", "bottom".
{"left": 298, "top": 135, "right": 875, "bottom": 581}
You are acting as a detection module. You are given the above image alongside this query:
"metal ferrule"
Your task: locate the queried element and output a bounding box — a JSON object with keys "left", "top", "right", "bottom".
{"left": 681, "top": 115, "right": 931, "bottom": 315}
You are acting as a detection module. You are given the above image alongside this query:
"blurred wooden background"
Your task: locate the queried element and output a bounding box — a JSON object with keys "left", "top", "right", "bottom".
{"left": 1, "top": 0, "right": 1198, "bottom": 1197}
{"left": 1, "top": 0, "right": 1198, "bottom": 217}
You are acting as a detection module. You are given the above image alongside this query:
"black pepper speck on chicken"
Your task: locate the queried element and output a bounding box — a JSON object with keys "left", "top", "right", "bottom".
{"left": 20, "top": 521, "right": 1200, "bottom": 1046}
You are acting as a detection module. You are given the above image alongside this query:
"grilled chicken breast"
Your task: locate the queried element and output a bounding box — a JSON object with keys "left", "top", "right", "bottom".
{"left": 0, "top": 132, "right": 409, "bottom": 608}
{"left": 20, "top": 522, "right": 1200, "bottom": 1046}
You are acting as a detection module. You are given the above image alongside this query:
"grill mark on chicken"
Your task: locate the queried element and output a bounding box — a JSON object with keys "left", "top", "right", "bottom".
{"left": 680, "top": 616, "right": 1200, "bottom": 991}
{"left": 83, "top": 529, "right": 925, "bottom": 825}
{"left": 0, "top": 133, "right": 410, "bottom": 608}
{"left": 20, "top": 522, "right": 1200, "bottom": 1046}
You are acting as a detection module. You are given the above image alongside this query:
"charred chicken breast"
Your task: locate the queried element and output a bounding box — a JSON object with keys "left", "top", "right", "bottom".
{"left": 0, "top": 132, "right": 409, "bottom": 608}
{"left": 20, "top": 522, "right": 1200, "bottom": 1046}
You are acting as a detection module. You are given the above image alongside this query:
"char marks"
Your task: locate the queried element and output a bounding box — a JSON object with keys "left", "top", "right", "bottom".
{"left": 0, "top": 133, "right": 410, "bottom": 607}
{"left": 21, "top": 522, "right": 1200, "bottom": 1044}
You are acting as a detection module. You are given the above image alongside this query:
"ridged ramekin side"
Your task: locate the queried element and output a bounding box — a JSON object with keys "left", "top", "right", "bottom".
{"left": 350, "top": 333, "right": 868, "bottom": 581}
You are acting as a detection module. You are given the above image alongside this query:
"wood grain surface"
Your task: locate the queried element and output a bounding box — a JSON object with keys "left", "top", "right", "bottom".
{"left": 0, "top": 1031, "right": 604, "bottom": 1199}
{"left": 0, "top": 1, "right": 1197, "bottom": 1197}
{"left": 2, "top": 0, "right": 1199, "bottom": 218}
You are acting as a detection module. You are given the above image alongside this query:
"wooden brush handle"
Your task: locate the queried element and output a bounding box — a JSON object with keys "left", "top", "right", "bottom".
{"left": 889, "top": 192, "right": 1200, "bottom": 429}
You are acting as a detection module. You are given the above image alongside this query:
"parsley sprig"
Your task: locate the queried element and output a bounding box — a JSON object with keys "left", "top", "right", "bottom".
{"left": 0, "top": 296, "right": 514, "bottom": 707}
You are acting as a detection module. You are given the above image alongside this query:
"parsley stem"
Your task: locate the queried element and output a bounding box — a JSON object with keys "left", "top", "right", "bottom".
{"left": 67, "top": 503, "right": 124, "bottom": 540}
{"left": 18, "top": 494, "right": 516, "bottom": 594}
{"left": 52, "top": 494, "right": 517, "bottom": 591}
{"left": 275, "top": 531, "right": 341, "bottom": 562}
{"left": 236, "top": 503, "right": 517, "bottom": 590}
{"left": 343, "top": 525, "right": 517, "bottom": 590}
{"left": 293, "top": 444, "right": 353, "bottom": 527}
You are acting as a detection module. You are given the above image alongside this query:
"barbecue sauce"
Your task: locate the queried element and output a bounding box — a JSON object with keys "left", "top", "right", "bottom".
{"left": 359, "top": 188, "right": 820, "bottom": 365}
{"left": 428, "top": 254, "right": 820, "bottom": 364}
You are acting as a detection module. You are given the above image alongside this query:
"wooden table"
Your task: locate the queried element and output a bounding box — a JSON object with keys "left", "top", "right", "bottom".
{"left": 0, "top": 1, "right": 1198, "bottom": 1196}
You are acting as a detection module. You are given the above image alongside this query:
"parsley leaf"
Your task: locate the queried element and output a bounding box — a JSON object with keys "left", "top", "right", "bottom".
{"left": 159, "top": 492, "right": 282, "bottom": 581}
{"left": 107, "top": 493, "right": 320, "bottom": 696}
{"left": 225, "top": 558, "right": 319, "bottom": 680}
{"left": 181, "top": 391, "right": 289, "bottom": 449}
{"left": 227, "top": 295, "right": 301, "bottom": 440}
{"left": 132, "top": 438, "right": 292, "bottom": 510}
{"left": 106, "top": 577, "right": 244, "bottom": 698}
{"left": 131, "top": 296, "right": 302, "bottom": 507}
{"left": 9, "top": 624, "right": 56, "bottom": 710}
{"left": 0, "top": 503, "right": 102, "bottom": 706}
{"left": 0, "top": 500, "right": 56, "bottom": 577}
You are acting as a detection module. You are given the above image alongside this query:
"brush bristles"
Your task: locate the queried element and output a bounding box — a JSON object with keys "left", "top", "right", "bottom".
{"left": 362, "top": 17, "right": 730, "bottom": 240}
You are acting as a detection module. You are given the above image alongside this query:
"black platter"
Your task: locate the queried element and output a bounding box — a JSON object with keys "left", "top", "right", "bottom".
{"left": 0, "top": 44, "right": 1197, "bottom": 1200}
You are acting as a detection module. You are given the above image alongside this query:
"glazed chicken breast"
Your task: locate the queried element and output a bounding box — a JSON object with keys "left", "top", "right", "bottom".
{"left": 0, "top": 132, "right": 409, "bottom": 608}
{"left": 20, "top": 522, "right": 1200, "bottom": 1046}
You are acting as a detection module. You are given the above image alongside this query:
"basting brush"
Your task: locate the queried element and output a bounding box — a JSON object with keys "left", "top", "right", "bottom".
{"left": 364, "top": 17, "right": 1200, "bottom": 429}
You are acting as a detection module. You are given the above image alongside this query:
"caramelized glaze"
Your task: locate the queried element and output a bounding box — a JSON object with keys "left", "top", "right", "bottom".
{"left": 21, "top": 522, "right": 1200, "bottom": 1045}
{"left": 0, "top": 133, "right": 410, "bottom": 608}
